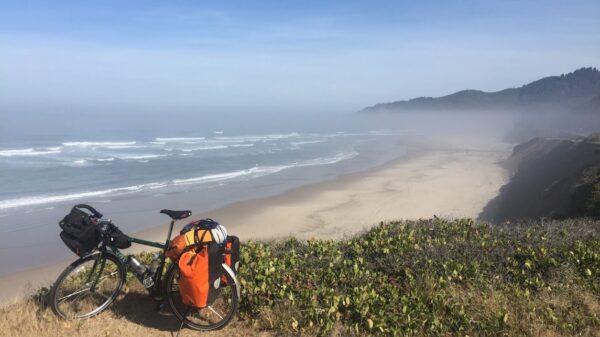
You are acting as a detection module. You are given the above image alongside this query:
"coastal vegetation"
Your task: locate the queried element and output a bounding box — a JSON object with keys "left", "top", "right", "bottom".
{"left": 2, "top": 218, "right": 599, "bottom": 336}
{"left": 238, "top": 218, "right": 600, "bottom": 336}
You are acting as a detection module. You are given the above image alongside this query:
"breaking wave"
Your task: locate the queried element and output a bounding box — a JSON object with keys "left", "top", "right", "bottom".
{"left": 0, "top": 148, "right": 61, "bottom": 157}
{"left": 0, "top": 152, "right": 357, "bottom": 210}
{"left": 62, "top": 141, "right": 137, "bottom": 148}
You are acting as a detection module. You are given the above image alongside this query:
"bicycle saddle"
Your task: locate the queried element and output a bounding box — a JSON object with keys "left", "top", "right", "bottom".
{"left": 160, "top": 209, "right": 192, "bottom": 220}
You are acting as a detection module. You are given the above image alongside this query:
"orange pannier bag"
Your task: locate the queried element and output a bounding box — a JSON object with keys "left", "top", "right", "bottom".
{"left": 166, "top": 227, "right": 214, "bottom": 261}
{"left": 178, "top": 243, "right": 223, "bottom": 308}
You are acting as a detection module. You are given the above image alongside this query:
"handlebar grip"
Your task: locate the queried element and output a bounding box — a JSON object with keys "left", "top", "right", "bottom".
{"left": 73, "top": 204, "right": 103, "bottom": 218}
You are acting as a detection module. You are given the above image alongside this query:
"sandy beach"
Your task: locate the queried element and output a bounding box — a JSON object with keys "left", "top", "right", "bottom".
{"left": 196, "top": 147, "right": 509, "bottom": 241}
{"left": 0, "top": 142, "right": 509, "bottom": 304}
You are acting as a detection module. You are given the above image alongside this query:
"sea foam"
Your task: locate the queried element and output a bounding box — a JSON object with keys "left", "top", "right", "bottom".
{"left": 0, "top": 182, "right": 168, "bottom": 210}
{"left": 0, "top": 152, "right": 358, "bottom": 210}
{"left": 62, "top": 141, "right": 137, "bottom": 148}
{"left": 0, "top": 148, "right": 61, "bottom": 157}
{"left": 172, "top": 152, "right": 357, "bottom": 186}
{"left": 154, "top": 137, "right": 206, "bottom": 142}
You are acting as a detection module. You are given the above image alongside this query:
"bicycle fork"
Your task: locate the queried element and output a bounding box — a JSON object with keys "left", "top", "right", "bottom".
{"left": 84, "top": 254, "right": 108, "bottom": 292}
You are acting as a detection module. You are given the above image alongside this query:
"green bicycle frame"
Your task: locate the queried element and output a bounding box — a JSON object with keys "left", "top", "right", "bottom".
{"left": 112, "top": 218, "right": 176, "bottom": 261}
{"left": 129, "top": 237, "right": 167, "bottom": 249}
{"left": 109, "top": 237, "right": 167, "bottom": 262}
{"left": 110, "top": 234, "right": 170, "bottom": 263}
{"left": 88, "top": 218, "right": 240, "bottom": 301}
{"left": 106, "top": 219, "right": 178, "bottom": 294}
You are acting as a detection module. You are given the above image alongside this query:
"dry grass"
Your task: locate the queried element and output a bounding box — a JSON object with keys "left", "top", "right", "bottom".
{"left": 3, "top": 218, "right": 600, "bottom": 337}
{"left": 0, "top": 283, "right": 277, "bottom": 337}
{"left": 5, "top": 284, "right": 595, "bottom": 337}
{"left": 444, "top": 284, "right": 600, "bottom": 337}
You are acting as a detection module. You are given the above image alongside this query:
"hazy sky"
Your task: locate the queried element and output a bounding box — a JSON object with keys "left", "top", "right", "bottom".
{"left": 1, "top": 0, "right": 599, "bottom": 115}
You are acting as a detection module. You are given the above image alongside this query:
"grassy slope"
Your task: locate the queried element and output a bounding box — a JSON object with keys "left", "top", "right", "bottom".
{"left": 2, "top": 218, "right": 600, "bottom": 337}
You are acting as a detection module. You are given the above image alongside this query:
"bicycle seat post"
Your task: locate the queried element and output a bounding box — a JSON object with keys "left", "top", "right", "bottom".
{"left": 166, "top": 220, "right": 175, "bottom": 245}
{"left": 159, "top": 209, "right": 192, "bottom": 245}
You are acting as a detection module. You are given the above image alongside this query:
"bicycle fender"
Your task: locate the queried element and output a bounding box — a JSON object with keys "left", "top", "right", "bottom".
{"left": 79, "top": 249, "right": 118, "bottom": 261}
{"left": 221, "top": 263, "right": 240, "bottom": 300}
{"left": 79, "top": 250, "right": 103, "bottom": 260}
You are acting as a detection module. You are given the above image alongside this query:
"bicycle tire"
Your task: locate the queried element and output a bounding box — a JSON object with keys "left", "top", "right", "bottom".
{"left": 50, "top": 251, "right": 125, "bottom": 319}
{"left": 165, "top": 263, "right": 238, "bottom": 331}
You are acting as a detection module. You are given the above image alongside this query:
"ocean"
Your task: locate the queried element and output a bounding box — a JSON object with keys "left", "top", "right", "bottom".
{"left": 0, "top": 132, "right": 362, "bottom": 211}
{"left": 0, "top": 113, "right": 412, "bottom": 275}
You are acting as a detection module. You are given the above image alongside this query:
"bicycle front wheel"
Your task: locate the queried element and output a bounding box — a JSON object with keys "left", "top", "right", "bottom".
{"left": 165, "top": 263, "right": 238, "bottom": 331}
{"left": 50, "top": 251, "right": 125, "bottom": 319}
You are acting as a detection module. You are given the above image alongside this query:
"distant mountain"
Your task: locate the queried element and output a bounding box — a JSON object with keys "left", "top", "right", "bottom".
{"left": 480, "top": 135, "right": 600, "bottom": 221}
{"left": 362, "top": 67, "right": 600, "bottom": 113}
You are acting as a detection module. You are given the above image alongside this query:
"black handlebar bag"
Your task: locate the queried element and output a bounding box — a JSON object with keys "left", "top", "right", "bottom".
{"left": 59, "top": 206, "right": 99, "bottom": 256}
{"left": 107, "top": 223, "right": 131, "bottom": 249}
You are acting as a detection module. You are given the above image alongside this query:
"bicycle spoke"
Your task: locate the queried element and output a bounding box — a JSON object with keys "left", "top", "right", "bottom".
{"left": 206, "top": 306, "right": 223, "bottom": 320}
{"left": 57, "top": 287, "right": 91, "bottom": 303}
{"left": 58, "top": 269, "right": 119, "bottom": 303}
{"left": 90, "top": 271, "right": 119, "bottom": 289}
{"left": 166, "top": 263, "right": 238, "bottom": 330}
{"left": 59, "top": 289, "right": 95, "bottom": 317}
{"left": 52, "top": 254, "right": 124, "bottom": 320}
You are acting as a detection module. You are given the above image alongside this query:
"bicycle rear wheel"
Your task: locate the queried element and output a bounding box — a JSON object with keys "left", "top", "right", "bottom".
{"left": 50, "top": 252, "right": 125, "bottom": 319}
{"left": 165, "top": 263, "right": 238, "bottom": 331}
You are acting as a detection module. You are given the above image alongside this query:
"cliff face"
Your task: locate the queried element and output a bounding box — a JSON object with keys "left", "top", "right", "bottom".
{"left": 480, "top": 135, "right": 600, "bottom": 221}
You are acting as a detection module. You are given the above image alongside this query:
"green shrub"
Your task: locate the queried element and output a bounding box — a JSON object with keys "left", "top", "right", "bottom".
{"left": 236, "top": 218, "right": 600, "bottom": 336}
{"left": 574, "top": 165, "right": 600, "bottom": 217}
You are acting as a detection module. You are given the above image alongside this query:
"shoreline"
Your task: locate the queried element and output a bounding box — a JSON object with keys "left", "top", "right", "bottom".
{"left": 0, "top": 133, "right": 410, "bottom": 277}
{"left": 0, "top": 140, "right": 510, "bottom": 305}
{"left": 188, "top": 147, "right": 508, "bottom": 241}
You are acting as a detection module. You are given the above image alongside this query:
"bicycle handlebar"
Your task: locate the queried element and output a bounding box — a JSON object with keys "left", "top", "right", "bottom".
{"left": 73, "top": 204, "right": 103, "bottom": 218}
